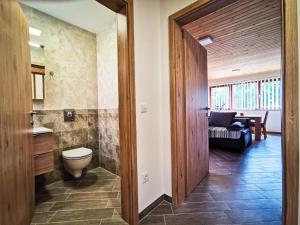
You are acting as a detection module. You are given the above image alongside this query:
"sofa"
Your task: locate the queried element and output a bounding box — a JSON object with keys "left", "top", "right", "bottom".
{"left": 208, "top": 111, "right": 252, "bottom": 151}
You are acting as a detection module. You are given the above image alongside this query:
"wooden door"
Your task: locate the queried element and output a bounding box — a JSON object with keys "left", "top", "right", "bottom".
{"left": 0, "top": 1, "right": 34, "bottom": 225}
{"left": 183, "top": 30, "right": 209, "bottom": 195}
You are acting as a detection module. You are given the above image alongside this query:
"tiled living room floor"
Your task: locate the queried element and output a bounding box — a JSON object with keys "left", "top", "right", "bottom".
{"left": 140, "top": 135, "right": 282, "bottom": 225}
{"left": 31, "top": 167, "right": 127, "bottom": 225}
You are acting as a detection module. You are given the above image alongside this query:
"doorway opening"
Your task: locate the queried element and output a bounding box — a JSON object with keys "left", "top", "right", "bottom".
{"left": 168, "top": 0, "right": 298, "bottom": 225}
{"left": 19, "top": 0, "right": 138, "bottom": 224}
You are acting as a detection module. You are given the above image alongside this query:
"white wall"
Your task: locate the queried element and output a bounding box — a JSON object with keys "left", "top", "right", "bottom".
{"left": 134, "top": 0, "right": 197, "bottom": 212}
{"left": 234, "top": 110, "right": 281, "bottom": 132}
{"left": 134, "top": 0, "right": 163, "bottom": 212}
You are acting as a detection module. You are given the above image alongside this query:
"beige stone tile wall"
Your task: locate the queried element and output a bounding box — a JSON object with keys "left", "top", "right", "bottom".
{"left": 21, "top": 4, "right": 98, "bottom": 110}
{"left": 97, "top": 20, "right": 120, "bottom": 175}
{"left": 22, "top": 4, "right": 120, "bottom": 185}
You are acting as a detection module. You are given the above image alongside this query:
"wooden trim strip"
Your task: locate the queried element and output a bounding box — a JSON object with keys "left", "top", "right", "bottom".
{"left": 96, "top": 0, "right": 139, "bottom": 224}
{"left": 95, "top": 0, "right": 126, "bottom": 13}
{"left": 173, "top": 0, "right": 238, "bottom": 26}
{"left": 31, "top": 64, "right": 45, "bottom": 75}
{"left": 281, "top": 0, "right": 299, "bottom": 224}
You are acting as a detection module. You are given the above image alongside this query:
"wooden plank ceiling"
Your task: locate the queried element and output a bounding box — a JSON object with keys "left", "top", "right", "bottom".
{"left": 183, "top": 0, "right": 281, "bottom": 80}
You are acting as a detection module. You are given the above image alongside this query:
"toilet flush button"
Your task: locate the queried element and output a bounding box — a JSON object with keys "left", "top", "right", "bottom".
{"left": 140, "top": 103, "right": 148, "bottom": 114}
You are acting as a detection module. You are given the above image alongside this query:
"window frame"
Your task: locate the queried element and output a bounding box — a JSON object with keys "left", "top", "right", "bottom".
{"left": 209, "top": 78, "right": 281, "bottom": 111}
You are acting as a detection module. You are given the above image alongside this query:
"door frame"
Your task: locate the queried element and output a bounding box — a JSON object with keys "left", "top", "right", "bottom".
{"left": 169, "top": 0, "right": 299, "bottom": 224}
{"left": 96, "top": 1, "right": 138, "bottom": 224}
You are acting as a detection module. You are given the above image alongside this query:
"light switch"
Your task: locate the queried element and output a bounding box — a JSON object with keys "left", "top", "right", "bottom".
{"left": 140, "top": 103, "right": 148, "bottom": 114}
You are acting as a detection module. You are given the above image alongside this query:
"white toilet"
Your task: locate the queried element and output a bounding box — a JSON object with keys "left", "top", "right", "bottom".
{"left": 62, "top": 147, "right": 92, "bottom": 178}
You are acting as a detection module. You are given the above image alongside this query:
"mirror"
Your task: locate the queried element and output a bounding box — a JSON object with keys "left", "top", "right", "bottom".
{"left": 31, "top": 64, "right": 45, "bottom": 100}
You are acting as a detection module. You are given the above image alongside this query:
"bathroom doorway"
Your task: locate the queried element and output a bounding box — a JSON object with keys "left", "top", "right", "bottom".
{"left": 20, "top": 0, "right": 137, "bottom": 224}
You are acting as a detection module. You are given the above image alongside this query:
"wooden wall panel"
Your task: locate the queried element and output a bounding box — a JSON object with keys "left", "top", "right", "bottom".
{"left": 0, "top": 1, "right": 34, "bottom": 225}
{"left": 184, "top": 30, "right": 209, "bottom": 195}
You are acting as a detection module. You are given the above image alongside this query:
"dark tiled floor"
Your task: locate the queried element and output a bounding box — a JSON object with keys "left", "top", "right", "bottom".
{"left": 140, "top": 135, "right": 282, "bottom": 225}
{"left": 31, "top": 167, "right": 128, "bottom": 225}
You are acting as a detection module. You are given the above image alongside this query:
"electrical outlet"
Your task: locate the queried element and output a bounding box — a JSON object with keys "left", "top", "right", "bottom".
{"left": 142, "top": 171, "right": 149, "bottom": 184}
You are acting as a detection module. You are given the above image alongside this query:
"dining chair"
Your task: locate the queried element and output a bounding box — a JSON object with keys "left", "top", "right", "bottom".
{"left": 250, "top": 111, "right": 269, "bottom": 139}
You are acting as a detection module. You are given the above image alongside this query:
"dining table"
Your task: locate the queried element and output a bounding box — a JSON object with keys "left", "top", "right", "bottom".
{"left": 235, "top": 115, "right": 262, "bottom": 141}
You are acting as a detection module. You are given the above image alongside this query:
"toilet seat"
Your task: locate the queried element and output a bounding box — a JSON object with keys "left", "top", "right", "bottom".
{"left": 62, "top": 147, "right": 92, "bottom": 160}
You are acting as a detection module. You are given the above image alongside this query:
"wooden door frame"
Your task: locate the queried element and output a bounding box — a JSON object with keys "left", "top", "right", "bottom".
{"left": 169, "top": 1, "right": 299, "bottom": 225}
{"left": 96, "top": 1, "right": 138, "bottom": 224}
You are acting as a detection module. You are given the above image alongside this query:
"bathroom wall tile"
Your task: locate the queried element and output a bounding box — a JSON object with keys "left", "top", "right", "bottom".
{"left": 61, "top": 111, "right": 88, "bottom": 132}
{"left": 33, "top": 110, "right": 63, "bottom": 132}
{"left": 88, "top": 127, "right": 99, "bottom": 142}
{"left": 21, "top": 5, "right": 98, "bottom": 111}
{"left": 24, "top": 2, "right": 120, "bottom": 187}
{"left": 61, "top": 129, "right": 88, "bottom": 149}
{"left": 100, "top": 155, "right": 120, "bottom": 176}
{"left": 88, "top": 110, "right": 98, "bottom": 128}
{"left": 98, "top": 109, "right": 120, "bottom": 175}
{"left": 33, "top": 109, "right": 99, "bottom": 186}
{"left": 60, "top": 77, "right": 88, "bottom": 109}
{"left": 97, "top": 20, "right": 118, "bottom": 110}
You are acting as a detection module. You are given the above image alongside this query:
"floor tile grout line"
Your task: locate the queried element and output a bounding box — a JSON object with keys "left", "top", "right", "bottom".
{"left": 47, "top": 211, "right": 58, "bottom": 223}
{"left": 36, "top": 218, "right": 106, "bottom": 224}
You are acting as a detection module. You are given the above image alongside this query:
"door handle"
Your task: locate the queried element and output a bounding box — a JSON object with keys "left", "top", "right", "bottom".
{"left": 30, "top": 111, "right": 37, "bottom": 116}
{"left": 200, "top": 107, "right": 210, "bottom": 110}
{"left": 29, "top": 111, "right": 37, "bottom": 126}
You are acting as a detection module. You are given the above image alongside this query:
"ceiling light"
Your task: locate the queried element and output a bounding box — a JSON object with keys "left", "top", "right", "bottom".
{"left": 198, "top": 36, "right": 213, "bottom": 46}
{"left": 232, "top": 69, "right": 241, "bottom": 72}
{"left": 29, "top": 42, "right": 41, "bottom": 48}
{"left": 29, "top": 26, "right": 42, "bottom": 36}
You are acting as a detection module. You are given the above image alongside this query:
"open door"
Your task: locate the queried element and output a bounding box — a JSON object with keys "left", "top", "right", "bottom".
{"left": 183, "top": 30, "right": 209, "bottom": 195}
{"left": 0, "top": 1, "right": 34, "bottom": 225}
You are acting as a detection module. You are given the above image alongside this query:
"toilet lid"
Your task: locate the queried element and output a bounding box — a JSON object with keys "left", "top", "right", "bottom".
{"left": 62, "top": 147, "right": 92, "bottom": 159}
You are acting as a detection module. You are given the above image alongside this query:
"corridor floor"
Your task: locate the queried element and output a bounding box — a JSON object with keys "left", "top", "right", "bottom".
{"left": 140, "top": 135, "right": 282, "bottom": 225}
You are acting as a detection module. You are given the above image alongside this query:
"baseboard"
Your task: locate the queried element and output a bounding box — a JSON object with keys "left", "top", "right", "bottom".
{"left": 163, "top": 194, "right": 172, "bottom": 204}
{"left": 139, "top": 194, "right": 172, "bottom": 220}
{"left": 267, "top": 131, "right": 281, "bottom": 135}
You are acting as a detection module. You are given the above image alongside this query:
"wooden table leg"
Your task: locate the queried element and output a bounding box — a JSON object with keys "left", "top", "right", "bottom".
{"left": 254, "top": 118, "right": 261, "bottom": 141}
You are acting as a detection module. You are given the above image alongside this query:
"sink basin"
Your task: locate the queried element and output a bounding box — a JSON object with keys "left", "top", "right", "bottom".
{"left": 33, "top": 127, "right": 53, "bottom": 135}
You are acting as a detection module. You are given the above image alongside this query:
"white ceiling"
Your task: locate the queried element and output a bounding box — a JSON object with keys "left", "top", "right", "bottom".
{"left": 20, "top": 0, "right": 116, "bottom": 34}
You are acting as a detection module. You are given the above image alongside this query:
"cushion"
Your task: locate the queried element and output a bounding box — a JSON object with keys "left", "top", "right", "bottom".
{"left": 208, "top": 126, "right": 242, "bottom": 139}
{"left": 228, "top": 121, "right": 244, "bottom": 130}
{"left": 209, "top": 111, "right": 237, "bottom": 127}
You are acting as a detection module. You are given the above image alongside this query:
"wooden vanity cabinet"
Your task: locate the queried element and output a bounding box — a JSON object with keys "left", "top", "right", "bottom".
{"left": 33, "top": 133, "right": 54, "bottom": 176}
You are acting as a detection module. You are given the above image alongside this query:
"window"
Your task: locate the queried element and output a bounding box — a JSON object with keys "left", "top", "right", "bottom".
{"left": 232, "top": 81, "right": 259, "bottom": 110}
{"left": 209, "top": 77, "right": 281, "bottom": 110}
{"left": 260, "top": 78, "right": 281, "bottom": 110}
{"left": 210, "top": 85, "right": 230, "bottom": 110}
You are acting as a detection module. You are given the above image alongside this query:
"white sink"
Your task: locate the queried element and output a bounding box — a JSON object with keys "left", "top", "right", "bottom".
{"left": 33, "top": 127, "right": 53, "bottom": 135}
